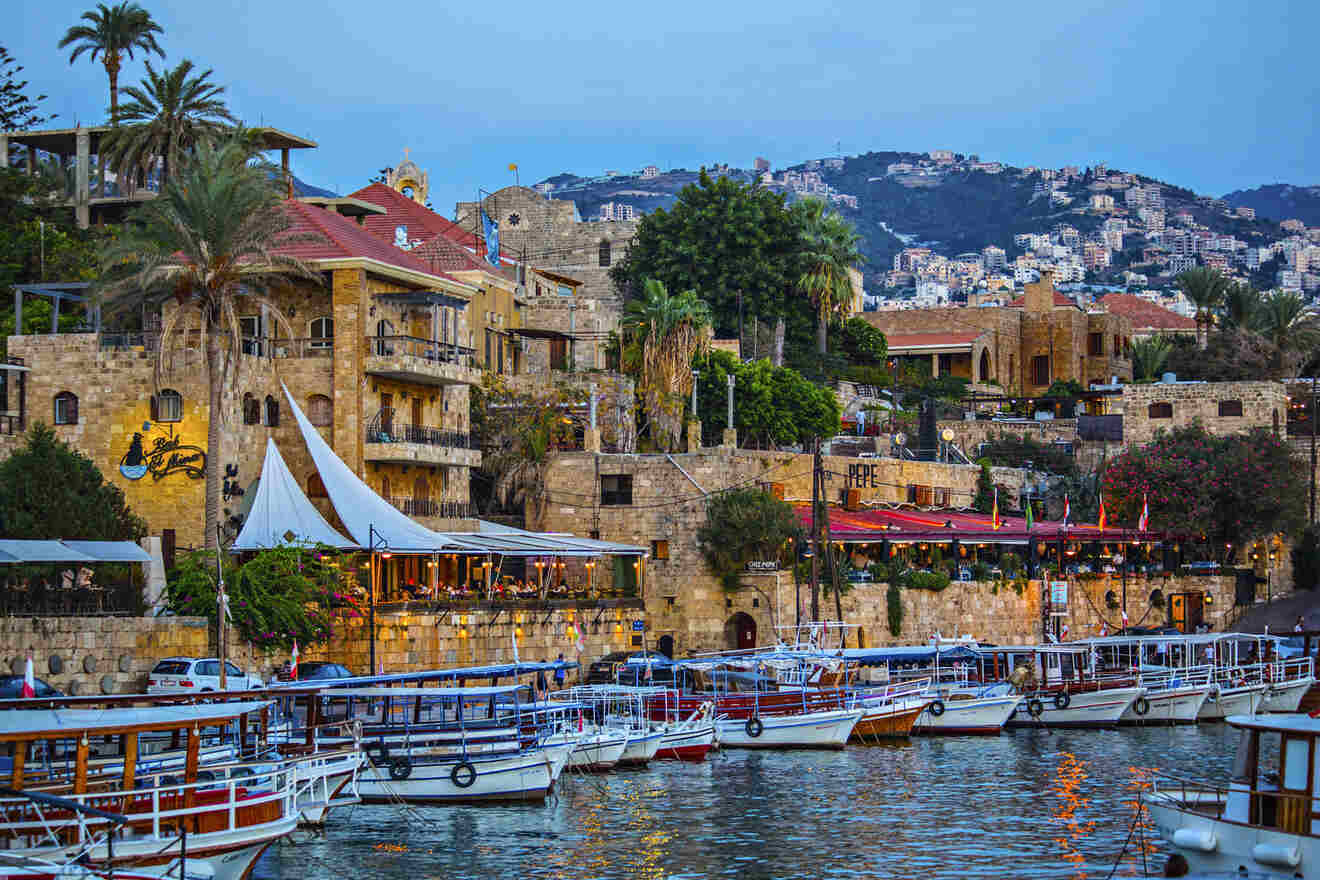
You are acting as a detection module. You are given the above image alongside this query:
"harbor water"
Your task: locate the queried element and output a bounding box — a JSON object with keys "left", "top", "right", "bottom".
{"left": 256, "top": 723, "right": 1240, "bottom": 879}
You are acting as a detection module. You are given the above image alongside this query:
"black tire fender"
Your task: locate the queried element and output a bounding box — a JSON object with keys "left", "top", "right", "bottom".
{"left": 745, "top": 717, "right": 764, "bottom": 738}
{"left": 928, "top": 700, "right": 945, "bottom": 717}
{"left": 364, "top": 742, "right": 390, "bottom": 768}
{"left": 388, "top": 756, "right": 412, "bottom": 780}
{"left": 1133, "top": 696, "right": 1151, "bottom": 716}
{"left": 1027, "top": 698, "right": 1045, "bottom": 717}
{"left": 451, "top": 761, "right": 477, "bottom": 789}
{"left": 1054, "top": 692, "right": 1071, "bottom": 710}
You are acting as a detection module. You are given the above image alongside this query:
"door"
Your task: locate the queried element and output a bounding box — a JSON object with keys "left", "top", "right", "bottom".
{"left": 725, "top": 613, "right": 757, "bottom": 650}
{"left": 657, "top": 634, "right": 674, "bottom": 659}
{"left": 380, "top": 393, "right": 393, "bottom": 437}
{"left": 411, "top": 397, "right": 423, "bottom": 443}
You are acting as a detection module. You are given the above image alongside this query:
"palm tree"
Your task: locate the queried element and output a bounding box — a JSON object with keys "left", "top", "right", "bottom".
{"left": 1129, "top": 335, "right": 1173, "bottom": 382}
{"left": 795, "top": 199, "right": 864, "bottom": 355}
{"left": 1255, "top": 291, "right": 1320, "bottom": 373}
{"left": 1221, "top": 281, "right": 1262, "bottom": 332}
{"left": 96, "top": 137, "right": 317, "bottom": 549}
{"left": 622, "top": 279, "right": 713, "bottom": 451}
{"left": 1175, "top": 267, "right": 1230, "bottom": 350}
{"left": 57, "top": 2, "right": 164, "bottom": 125}
{"left": 100, "top": 59, "right": 235, "bottom": 189}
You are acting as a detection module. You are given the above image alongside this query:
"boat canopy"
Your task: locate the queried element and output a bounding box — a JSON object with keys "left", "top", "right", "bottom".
{"left": 0, "top": 701, "right": 273, "bottom": 741}
{"left": 326, "top": 685, "right": 526, "bottom": 698}
{"left": 0, "top": 540, "right": 151, "bottom": 563}
{"left": 840, "top": 645, "right": 983, "bottom": 666}
{"left": 267, "top": 660, "right": 578, "bottom": 691}
{"left": 230, "top": 438, "right": 358, "bottom": 551}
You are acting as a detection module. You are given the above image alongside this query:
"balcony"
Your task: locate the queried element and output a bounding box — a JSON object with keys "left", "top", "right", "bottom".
{"left": 365, "top": 335, "right": 480, "bottom": 387}
{"left": 383, "top": 498, "right": 474, "bottom": 519}
{"left": 364, "top": 409, "right": 481, "bottom": 468}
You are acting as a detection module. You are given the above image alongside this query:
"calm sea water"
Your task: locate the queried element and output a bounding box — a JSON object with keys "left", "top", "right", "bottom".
{"left": 255, "top": 724, "right": 1240, "bottom": 880}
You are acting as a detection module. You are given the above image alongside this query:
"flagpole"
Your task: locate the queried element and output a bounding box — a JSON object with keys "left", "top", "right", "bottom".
{"left": 216, "top": 525, "right": 227, "bottom": 691}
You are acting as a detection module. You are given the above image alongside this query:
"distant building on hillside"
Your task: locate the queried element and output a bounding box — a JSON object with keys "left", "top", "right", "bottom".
{"left": 981, "top": 245, "right": 1007, "bottom": 271}
{"left": 1236, "top": 206, "right": 1256, "bottom": 220}
{"left": 598, "top": 201, "right": 635, "bottom": 222}
{"left": 753, "top": 157, "right": 770, "bottom": 172}
{"left": 640, "top": 165, "right": 660, "bottom": 179}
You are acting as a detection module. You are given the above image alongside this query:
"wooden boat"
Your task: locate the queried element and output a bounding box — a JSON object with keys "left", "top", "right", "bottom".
{"left": 1148, "top": 712, "right": 1320, "bottom": 876}
{"left": 989, "top": 645, "right": 1146, "bottom": 729}
{"left": 0, "top": 702, "right": 301, "bottom": 880}
{"left": 850, "top": 678, "right": 933, "bottom": 740}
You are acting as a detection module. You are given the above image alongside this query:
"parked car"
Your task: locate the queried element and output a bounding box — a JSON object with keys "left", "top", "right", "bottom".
{"left": 276, "top": 661, "right": 354, "bottom": 682}
{"left": 585, "top": 651, "right": 674, "bottom": 685}
{"left": 0, "top": 675, "right": 63, "bottom": 699}
{"left": 147, "top": 657, "right": 260, "bottom": 694}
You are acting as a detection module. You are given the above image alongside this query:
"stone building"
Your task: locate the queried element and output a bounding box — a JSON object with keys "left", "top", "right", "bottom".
{"left": 864, "top": 275, "right": 1133, "bottom": 394}
{"left": 1118, "top": 379, "right": 1287, "bottom": 445}
{"left": 3, "top": 198, "right": 484, "bottom": 548}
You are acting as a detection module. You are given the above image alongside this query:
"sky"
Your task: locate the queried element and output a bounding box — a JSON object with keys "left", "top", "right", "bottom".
{"left": 10, "top": 0, "right": 1320, "bottom": 213}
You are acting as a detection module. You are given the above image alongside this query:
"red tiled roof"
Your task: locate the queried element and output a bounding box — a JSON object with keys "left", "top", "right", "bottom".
{"left": 1007, "top": 291, "right": 1076, "bottom": 308}
{"left": 349, "top": 182, "right": 514, "bottom": 263}
{"left": 795, "top": 505, "right": 1158, "bottom": 541}
{"left": 410, "top": 235, "right": 493, "bottom": 274}
{"left": 274, "top": 199, "right": 459, "bottom": 282}
{"left": 886, "top": 332, "right": 982, "bottom": 350}
{"left": 1098, "top": 293, "right": 1196, "bottom": 330}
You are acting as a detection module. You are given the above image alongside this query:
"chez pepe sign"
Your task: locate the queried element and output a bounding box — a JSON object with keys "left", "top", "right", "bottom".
{"left": 119, "top": 422, "right": 206, "bottom": 482}
{"left": 744, "top": 560, "right": 780, "bottom": 572}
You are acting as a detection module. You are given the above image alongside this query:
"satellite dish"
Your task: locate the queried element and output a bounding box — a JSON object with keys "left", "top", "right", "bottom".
{"left": 894, "top": 432, "right": 907, "bottom": 446}
{"left": 941, "top": 428, "right": 955, "bottom": 442}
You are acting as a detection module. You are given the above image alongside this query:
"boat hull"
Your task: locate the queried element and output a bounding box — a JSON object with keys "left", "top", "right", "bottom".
{"left": 1198, "top": 683, "right": 1268, "bottom": 720}
{"left": 567, "top": 733, "right": 629, "bottom": 772}
{"left": 716, "top": 708, "right": 863, "bottom": 750}
{"left": 913, "top": 695, "right": 1021, "bottom": 735}
{"left": 851, "top": 697, "right": 930, "bottom": 739}
{"left": 1120, "top": 685, "right": 1210, "bottom": 725}
{"left": 654, "top": 724, "right": 716, "bottom": 762}
{"left": 1149, "top": 793, "right": 1319, "bottom": 877}
{"left": 357, "top": 750, "right": 555, "bottom": 804}
{"left": 1007, "top": 686, "right": 1144, "bottom": 728}
{"left": 617, "top": 730, "right": 664, "bottom": 766}
{"left": 1262, "top": 677, "right": 1315, "bottom": 713}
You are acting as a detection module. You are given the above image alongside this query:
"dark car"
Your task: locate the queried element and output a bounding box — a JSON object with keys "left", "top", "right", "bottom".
{"left": 278, "top": 661, "right": 353, "bottom": 682}
{"left": 585, "top": 651, "right": 674, "bottom": 685}
{"left": 0, "top": 675, "right": 63, "bottom": 699}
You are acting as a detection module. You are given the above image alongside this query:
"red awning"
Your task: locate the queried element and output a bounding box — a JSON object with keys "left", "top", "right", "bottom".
{"left": 796, "top": 506, "right": 1160, "bottom": 543}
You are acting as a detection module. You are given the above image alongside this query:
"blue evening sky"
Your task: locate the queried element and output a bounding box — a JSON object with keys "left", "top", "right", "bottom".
{"left": 11, "top": 1, "right": 1319, "bottom": 213}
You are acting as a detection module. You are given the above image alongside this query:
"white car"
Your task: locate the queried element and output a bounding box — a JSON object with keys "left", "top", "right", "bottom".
{"left": 147, "top": 657, "right": 260, "bottom": 694}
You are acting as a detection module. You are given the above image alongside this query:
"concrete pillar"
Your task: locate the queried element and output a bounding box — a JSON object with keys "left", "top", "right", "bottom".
{"left": 687, "top": 419, "right": 701, "bottom": 453}
{"left": 75, "top": 128, "right": 90, "bottom": 229}
{"left": 931, "top": 353, "right": 940, "bottom": 377}
{"left": 584, "top": 427, "right": 601, "bottom": 453}
{"left": 140, "top": 537, "right": 167, "bottom": 615}
{"left": 722, "top": 428, "right": 737, "bottom": 449}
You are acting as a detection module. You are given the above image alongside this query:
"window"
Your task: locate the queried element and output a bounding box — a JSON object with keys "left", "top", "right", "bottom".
{"left": 1114, "top": 335, "right": 1122, "bottom": 356}
{"left": 239, "top": 316, "right": 263, "bottom": 356}
{"left": 934, "top": 487, "right": 953, "bottom": 507}
{"left": 1031, "top": 355, "right": 1050, "bottom": 387}
{"left": 309, "top": 317, "right": 334, "bottom": 349}
{"left": 53, "top": 391, "right": 78, "bottom": 425}
{"left": 485, "top": 329, "right": 493, "bottom": 368}
{"left": 497, "top": 334, "right": 505, "bottom": 374}
{"left": 978, "top": 350, "right": 991, "bottom": 382}
{"left": 1218, "top": 399, "right": 1243, "bottom": 417}
{"left": 651, "top": 540, "right": 670, "bottom": 560}
{"left": 1148, "top": 402, "right": 1173, "bottom": 419}
{"left": 195, "top": 660, "right": 219, "bottom": 677}
{"left": 907, "top": 484, "right": 934, "bottom": 505}
{"left": 307, "top": 474, "right": 328, "bottom": 498}
{"left": 601, "top": 474, "right": 633, "bottom": 506}
{"left": 549, "top": 338, "right": 568, "bottom": 371}
{"left": 154, "top": 389, "right": 182, "bottom": 422}
{"left": 242, "top": 393, "right": 260, "bottom": 425}
{"left": 374, "top": 320, "right": 395, "bottom": 356}
{"left": 535, "top": 283, "right": 542, "bottom": 296}
{"left": 264, "top": 395, "right": 280, "bottom": 427}
{"left": 558, "top": 284, "right": 572, "bottom": 297}
{"left": 1088, "top": 332, "right": 1104, "bottom": 356}
{"left": 938, "top": 353, "right": 953, "bottom": 375}
{"left": 381, "top": 475, "right": 392, "bottom": 499}
{"left": 598, "top": 240, "right": 611, "bottom": 267}
{"left": 308, "top": 394, "right": 333, "bottom": 427}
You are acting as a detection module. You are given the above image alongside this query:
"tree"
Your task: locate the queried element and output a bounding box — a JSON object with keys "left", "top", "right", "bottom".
{"left": 101, "top": 59, "right": 235, "bottom": 188}
{"left": 96, "top": 136, "right": 316, "bottom": 550}
{"left": 1129, "top": 335, "right": 1173, "bottom": 382}
{"left": 621, "top": 278, "right": 712, "bottom": 451}
{"left": 697, "top": 488, "right": 802, "bottom": 590}
{"left": 1221, "top": 281, "right": 1262, "bottom": 332}
{"left": 832, "top": 316, "right": 888, "bottom": 364}
{"left": 57, "top": 2, "right": 164, "bottom": 125}
{"left": 794, "top": 199, "right": 864, "bottom": 354}
{"left": 1175, "top": 267, "right": 1230, "bottom": 349}
{"left": 1254, "top": 290, "right": 1320, "bottom": 372}
{"left": 0, "top": 423, "right": 146, "bottom": 540}
{"left": 694, "top": 350, "right": 840, "bottom": 448}
{"left": 0, "top": 47, "right": 56, "bottom": 158}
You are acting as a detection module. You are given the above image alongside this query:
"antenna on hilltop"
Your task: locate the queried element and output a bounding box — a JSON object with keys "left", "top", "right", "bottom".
{"left": 835, "top": 140, "right": 842, "bottom": 158}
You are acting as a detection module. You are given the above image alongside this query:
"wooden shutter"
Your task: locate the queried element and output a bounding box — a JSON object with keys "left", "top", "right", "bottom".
{"left": 149, "top": 394, "right": 159, "bottom": 421}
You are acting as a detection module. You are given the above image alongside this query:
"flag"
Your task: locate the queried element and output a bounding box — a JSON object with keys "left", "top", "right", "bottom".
{"left": 507, "top": 163, "right": 518, "bottom": 173}
{"left": 511, "top": 628, "right": 520, "bottom": 666}
{"left": 992, "top": 487, "right": 1001, "bottom": 530}
{"left": 1138, "top": 494, "right": 1149, "bottom": 532}
{"left": 1063, "top": 494, "right": 1071, "bottom": 525}
{"left": 21, "top": 652, "right": 35, "bottom": 698}
{"left": 290, "top": 640, "right": 299, "bottom": 681}
{"left": 481, "top": 211, "right": 500, "bottom": 267}
{"left": 1121, "top": 608, "right": 1129, "bottom": 630}
{"left": 1061, "top": 622, "right": 1069, "bottom": 640}
{"left": 1097, "top": 495, "right": 1107, "bottom": 530}
{"left": 1099, "top": 623, "right": 1108, "bottom": 637}
{"left": 1025, "top": 500, "right": 1034, "bottom": 530}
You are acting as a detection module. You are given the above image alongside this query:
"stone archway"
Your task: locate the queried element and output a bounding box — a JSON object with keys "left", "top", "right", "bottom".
{"left": 657, "top": 634, "right": 674, "bottom": 659}
{"left": 979, "top": 348, "right": 991, "bottom": 383}
{"left": 724, "top": 612, "right": 757, "bottom": 650}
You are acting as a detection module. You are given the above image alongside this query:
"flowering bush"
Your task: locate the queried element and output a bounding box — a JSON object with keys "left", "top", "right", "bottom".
{"left": 1102, "top": 424, "right": 1305, "bottom": 546}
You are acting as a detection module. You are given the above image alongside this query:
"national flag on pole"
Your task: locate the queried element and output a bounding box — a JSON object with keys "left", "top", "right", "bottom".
{"left": 21, "top": 652, "right": 35, "bottom": 698}
{"left": 1138, "top": 494, "right": 1149, "bottom": 532}
{"left": 1097, "top": 495, "right": 1107, "bottom": 530}
{"left": 1121, "top": 608, "right": 1129, "bottom": 630}
{"left": 481, "top": 211, "right": 500, "bottom": 267}
{"left": 290, "top": 640, "right": 299, "bottom": 681}
{"left": 992, "top": 487, "right": 1001, "bottom": 530}
{"left": 1063, "top": 494, "right": 1071, "bottom": 525}
{"left": 1099, "top": 623, "right": 1108, "bottom": 637}
{"left": 511, "top": 628, "right": 520, "bottom": 665}
{"left": 1061, "top": 622, "right": 1070, "bottom": 640}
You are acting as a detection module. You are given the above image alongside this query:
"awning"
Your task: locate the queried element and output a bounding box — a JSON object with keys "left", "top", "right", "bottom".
{"left": 0, "top": 540, "right": 152, "bottom": 563}
{"left": 797, "top": 506, "right": 1162, "bottom": 544}
{"left": 0, "top": 701, "right": 273, "bottom": 741}
{"left": 841, "top": 645, "right": 983, "bottom": 665}
{"left": 230, "top": 438, "right": 358, "bottom": 551}
{"left": 60, "top": 541, "right": 152, "bottom": 563}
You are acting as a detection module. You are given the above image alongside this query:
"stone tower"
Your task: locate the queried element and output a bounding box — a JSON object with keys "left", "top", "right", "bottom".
{"left": 386, "top": 149, "right": 429, "bottom": 205}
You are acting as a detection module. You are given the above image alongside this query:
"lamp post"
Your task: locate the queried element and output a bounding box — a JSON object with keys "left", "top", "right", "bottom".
{"left": 691, "top": 370, "right": 699, "bottom": 416}
{"left": 726, "top": 373, "right": 735, "bottom": 431}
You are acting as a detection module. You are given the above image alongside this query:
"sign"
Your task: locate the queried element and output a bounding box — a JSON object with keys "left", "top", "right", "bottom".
{"left": 631, "top": 620, "right": 645, "bottom": 632}
{"left": 119, "top": 422, "right": 206, "bottom": 482}
{"left": 744, "top": 560, "right": 779, "bottom": 572}
{"left": 1050, "top": 581, "right": 1069, "bottom": 606}
{"left": 845, "top": 462, "right": 880, "bottom": 489}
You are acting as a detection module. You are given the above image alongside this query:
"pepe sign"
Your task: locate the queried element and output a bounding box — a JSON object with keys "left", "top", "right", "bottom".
{"left": 119, "top": 421, "right": 206, "bottom": 482}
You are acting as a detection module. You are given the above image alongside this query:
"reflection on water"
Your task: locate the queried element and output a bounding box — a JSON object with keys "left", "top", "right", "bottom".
{"left": 258, "top": 725, "right": 1239, "bottom": 880}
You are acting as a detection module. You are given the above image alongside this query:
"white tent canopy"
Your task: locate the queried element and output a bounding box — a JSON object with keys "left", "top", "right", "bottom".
{"left": 231, "top": 438, "right": 358, "bottom": 551}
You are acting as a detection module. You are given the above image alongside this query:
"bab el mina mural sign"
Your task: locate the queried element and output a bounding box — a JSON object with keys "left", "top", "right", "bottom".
{"left": 119, "top": 421, "right": 206, "bottom": 482}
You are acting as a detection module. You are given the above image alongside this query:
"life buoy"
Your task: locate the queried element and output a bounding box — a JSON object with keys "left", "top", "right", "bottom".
{"left": 928, "top": 700, "right": 945, "bottom": 717}
{"left": 364, "top": 742, "right": 390, "bottom": 767}
{"left": 451, "top": 761, "right": 477, "bottom": 789}
{"left": 1054, "top": 692, "right": 1071, "bottom": 710}
{"left": 745, "top": 717, "right": 764, "bottom": 738}
{"left": 1132, "top": 696, "right": 1151, "bottom": 716}
{"left": 389, "top": 757, "right": 412, "bottom": 780}
{"left": 1027, "top": 698, "right": 1044, "bottom": 717}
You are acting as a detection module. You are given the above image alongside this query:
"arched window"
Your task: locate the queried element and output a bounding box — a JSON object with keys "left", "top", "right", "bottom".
{"left": 1148, "top": 402, "right": 1172, "bottom": 419}
{"left": 978, "top": 350, "right": 991, "bottom": 382}
{"left": 152, "top": 389, "right": 183, "bottom": 422}
{"left": 306, "top": 474, "right": 328, "bottom": 498}
{"left": 598, "top": 239, "right": 611, "bottom": 267}
{"left": 242, "top": 393, "right": 260, "bottom": 425}
{"left": 53, "top": 391, "right": 78, "bottom": 425}
{"left": 1218, "top": 399, "right": 1243, "bottom": 417}
{"left": 307, "top": 394, "right": 333, "bottom": 427}
{"left": 309, "top": 317, "right": 334, "bottom": 349}
{"left": 263, "top": 395, "right": 280, "bottom": 427}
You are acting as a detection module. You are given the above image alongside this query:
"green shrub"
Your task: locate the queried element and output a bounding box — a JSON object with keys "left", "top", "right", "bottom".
{"left": 906, "top": 570, "right": 951, "bottom": 591}
{"left": 886, "top": 583, "right": 903, "bottom": 636}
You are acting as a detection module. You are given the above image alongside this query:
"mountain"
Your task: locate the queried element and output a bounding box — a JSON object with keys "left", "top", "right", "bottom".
{"left": 291, "top": 175, "right": 337, "bottom": 198}
{"left": 1222, "top": 184, "right": 1320, "bottom": 226}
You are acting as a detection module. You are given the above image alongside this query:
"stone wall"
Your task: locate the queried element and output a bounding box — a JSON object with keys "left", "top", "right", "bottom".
{"left": 1120, "top": 380, "right": 1286, "bottom": 445}
{"left": 0, "top": 615, "right": 210, "bottom": 694}
{"left": 519, "top": 296, "right": 620, "bottom": 374}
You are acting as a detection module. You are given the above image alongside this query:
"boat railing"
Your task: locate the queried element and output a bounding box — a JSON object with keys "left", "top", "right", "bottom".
{"left": 1136, "top": 664, "right": 1214, "bottom": 691}
{"left": 1268, "top": 655, "right": 1315, "bottom": 683}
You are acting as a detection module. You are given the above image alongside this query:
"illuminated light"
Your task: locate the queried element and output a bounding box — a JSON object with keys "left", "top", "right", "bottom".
{"left": 515, "top": 627, "right": 523, "bottom": 637}
{"left": 459, "top": 628, "right": 468, "bottom": 639}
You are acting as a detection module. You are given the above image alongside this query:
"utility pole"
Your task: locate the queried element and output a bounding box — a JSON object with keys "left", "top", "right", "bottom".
{"left": 1310, "top": 376, "right": 1316, "bottom": 524}
{"left": 810, "top": 439, "right": 822, "bottom": 622}
{"left": 215, "top": 525, "right": 227, "bottom": 691}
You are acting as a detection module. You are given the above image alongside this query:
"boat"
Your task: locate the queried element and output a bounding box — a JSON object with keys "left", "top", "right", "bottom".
{"left": 1148, "top": 711, "right": 1320, "bottom": 876}
{"left": 990, "top": 645, "right": 1146, "bottom": 728}
{"left": 1074, "top": 635, "right": 1215, "bottom": 724}
{"left": 849, "top": 678, "right": 934, "bottom": 740}
{"left": 654, "top": 703, "right": 718, "bottom": 761}
{"left": 0, "top": 702, "right": 302, "bottom": 880}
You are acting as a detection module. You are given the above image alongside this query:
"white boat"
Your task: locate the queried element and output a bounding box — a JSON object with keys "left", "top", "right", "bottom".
{"left": 1149, "top": 712, "right": 1320, "bottom": 877}
{"left": 617, "top": 727, "right": 664, "bottom": 765}
{"left": 357, "top": 747, "right": 558, "bottom": 803}
{"left": 1119, "top": 666, "right": 1214, "bottom": 724}
{"left": 913, "top": 684, "right": 1022, "bottom": 735}
{"left": 1264, "top": 676, "right": 1315, "bottom": 713}
{"left": 714, "top": 706, "right": 864, "bottom": 749}
{"left": 991, "top": 644, "right": 1145, "bottom": 729}
{"left": 1009, "top": 684, "right": 1146, "bottom": 728}
{"left": 565, "top": 727, "right": 630, "bottom": 771}
{"left": 1198, "top": 680, "right": 1269, "bottom": 720}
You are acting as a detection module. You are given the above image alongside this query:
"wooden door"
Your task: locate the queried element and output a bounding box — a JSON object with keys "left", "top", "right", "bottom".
{"left": 380, "top": 393, "right": 393, "bottom": 435}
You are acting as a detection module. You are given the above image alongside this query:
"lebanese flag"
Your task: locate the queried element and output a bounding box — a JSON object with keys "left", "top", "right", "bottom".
{"left": 1099, "top": 623, "right": 1108, "bottom": 637}
{"left": 1121, "top": 609, "right": 1130, "bottom": 629}
{"left": 290, "top": 640, "right": 299, "bottom": 681}
{"left": 1063, "top": 494, "right": 1071, "bottom": 525}
{"left": 1097, "top": 495, "right": 1107, "bottom": 530}
{"left": 1061, "top": 623, "right": 1070, "bottom": 640}
{"left": 1138, "top": 494, "right": 1149, "bottom": 532}
{"left": 992, "top": 487, "right": 1001, "bottom": 530}
{"left": 21, "top": 653, "right": 35, "bottom": 698}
